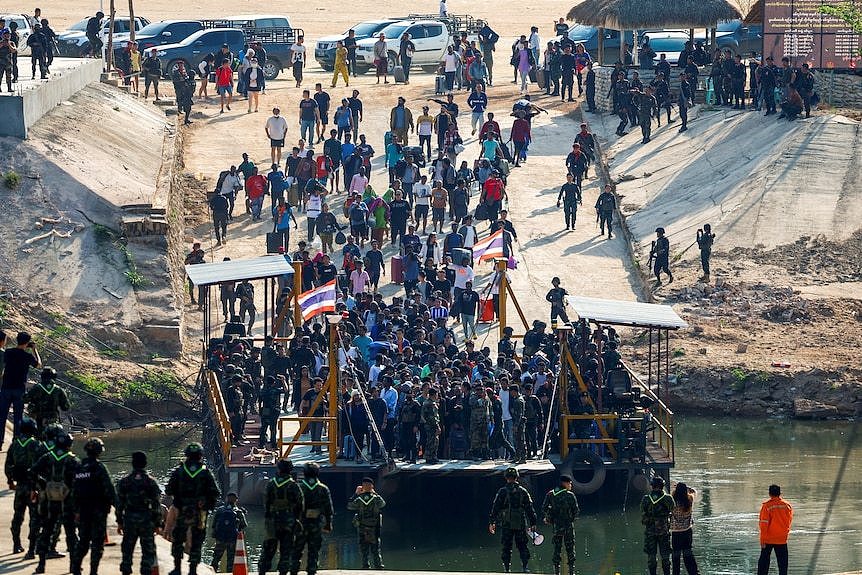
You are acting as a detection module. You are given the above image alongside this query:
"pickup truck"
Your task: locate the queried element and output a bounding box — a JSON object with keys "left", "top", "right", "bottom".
{"left": 57, "top": 16, "right": 150, "bottom": 57}
{"left": 315, "top": 18, "right": 399, "bottom": 71}
{"left": 156, "top": 28, "right": 246, "bottom": 78}
{"left": 202, "top": 14, "right": 304, "bottom": 80}
{"left": 355, "top": 17, "right": 480, "bottom": 74}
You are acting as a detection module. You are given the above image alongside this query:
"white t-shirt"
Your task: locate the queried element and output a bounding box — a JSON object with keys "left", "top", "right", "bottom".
{"left": 461, "top": 225, "right": 478, "bottom": 248}
{"left": 449, "top": 264, "right": 475, "bottom": 289}
{"left": 198, "top": 60, "right": 208, "bottom": 76}
{"left": 443, "top": 53, "right": 458, "bottom": 73}
{"left": 529, "top": 32, "right": 541, "bottom": 51}
{"left": 414, "top": 182, "right": 431, "bottom": 205}
{"left": 418, "top": 118, "right": 433, "bottom": 136}
{"left": 220, "top": 173, "right": 240, "bottom": 196}
{"left": 266, "top": 115, "right": 289, "bottom": 140}
{"left": 306, "top": 194, "right": 322, "bottom": 218}
{"left": 350, "top": 174, "right": 369, "bottom": 194}
{"left": 291, "top": 43, "right": 306, "bottom": 64}
{"left": 439, "top": 0, "right": 448, "bottom": 17}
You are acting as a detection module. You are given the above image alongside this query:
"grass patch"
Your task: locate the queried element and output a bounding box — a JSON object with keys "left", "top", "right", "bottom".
{"left": 3, "top": 170, "right": 21, "bottom": 190}
{"left": 117, "top": 242, "right": 149, "bottom": 288}
{"left": 68, "top": 371, "right": 110, "bottom": 396}
{"left": 120, "top": 369, "right": 184, "bottom": 401}
{"left": 98, "top": 348, "right": 129, "bottom": 359}
{"left": 673, "top": 348, "right": 686, "bottom": 357}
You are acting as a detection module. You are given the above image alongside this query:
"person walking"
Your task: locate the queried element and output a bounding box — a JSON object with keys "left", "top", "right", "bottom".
{"left": 514, "top": 39, "right": 535, "bottom": 94}
{"left": 165, "top": 443, "right": 221, "bottom": 575}
{"left": 389, "top": 97, "right": 414, "bottom": 145}
{"left": 557, "top": 173, "right": 581, "bottom": 231}
{"left": 489, "top": 467, "right": 537, "bottom": 573}
{"left": 116, "top": 451, "right": 162, "bottom": 575}
{"left": 373, "top": 33, "right": 389, "bottom": 84}
{"left": 595, "top": 185, "right": 615, "bottom": 239}
{"left": 641, "top": 475, "right": 675, "bottom": 575}
{"left": 70, "top": 438, "right": 115, "bottom": 575}
{"left": 0, "top": 331, "right": 41, "bottom": 448}
{"left": 85, "top": 11, "right": 104, "bottom": 58}
{"left": 468, "top": 83, "right": 488, "bottom": 135}
{"left": 243, "top": 57, "right": 265, "bottom": 113}
{"left": 23, "top": 367, "right": 70, "bottom": 435}
{"left": 670, "top": 482, "right": 700, "bottom": 575}
{"left": 696, "top": 224, "right": 715, "bottom": 282}
{"left": 543, "top": 475, "right": 580, "bottom": 575}
{"left": 442, "top": 45, "right": 458, "bottom": 91}
{"left": 171, "top": 61, "right": 196, "bottom": 126}
{"left": 265, "top": 108, "right": 289, "bottom": 165}
{"left": 347, "top": 477, "right": 387, "bottom": 569}
{"left": 5, "top": 416, "right": 44, "bottom": 557}
{"left": 259, "top": 459, "right": 304, "bottom": 575}
{"left": 142, "top": 48, "right": 161, "bottom": 101}
{"left": 215, "top": 58, "right": 233, "bottom": 113}
{"left": 299, "top": 90, "right": 321, "bottom": 148}
{"left": 757, "top": 484, "right": 793, "bottom": 575}
{"left": 292, "top": 463, "right": 334, "bottom": 575}
{"left": 399, "top": 32, "right": 415, "bottom": 83}
{"left": 210, "top": 492, "right": 248, "bottom": 573}
{"left": 291, "top": 36, "right": 306, "bottom": 88}
{"left": 545, "top": 277, "right": 570, "bottom": 325}
{"left": 331, "top": 40, "right": 349, "bottom": 87}
{"left": 650, "top": 227, "right": 673, "bottom": 285}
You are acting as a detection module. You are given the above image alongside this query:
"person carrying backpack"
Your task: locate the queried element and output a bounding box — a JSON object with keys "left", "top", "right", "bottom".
{"left": 210, "top": 492, "right": 248, "bottom": 572}
{"left": 5, "top": 417, "right": 45, "bottom": 557}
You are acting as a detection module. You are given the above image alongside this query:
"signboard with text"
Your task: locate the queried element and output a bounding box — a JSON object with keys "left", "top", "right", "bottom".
{"left": 763, "top": 0, "right": 861, "bottom": 69}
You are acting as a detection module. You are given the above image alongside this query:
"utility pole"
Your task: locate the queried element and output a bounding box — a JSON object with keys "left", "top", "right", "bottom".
{"left": 128, "top": 0, "right": 136, "bottom": 42}
{"left": 106, "top": 0, "right": 115, "bottom": 71}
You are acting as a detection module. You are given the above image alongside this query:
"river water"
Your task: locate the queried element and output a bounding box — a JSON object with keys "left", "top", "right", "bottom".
{"left": 102, "top": 416, "right": 862, "bottom": 574}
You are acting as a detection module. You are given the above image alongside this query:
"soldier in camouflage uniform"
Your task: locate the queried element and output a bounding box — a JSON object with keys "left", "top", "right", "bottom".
{"left": 421, "top": 388, "right": 441, "bottom": 464}
{"left": 71, "top": 437, "right": 117, "bottom": 575}
{"left": 24, "top": 368, "right": 70, "bottom": 436}
{"left": 5, "top": 417, "right": 45, "bottom": 557}
{"left": 165, "top": 443, "right": 221, "bottom": 575}
{"left": 116, "top": 451, "right": 163, "bottom": 575}
{"left": 346, "top": 477, "right": 387, "bottom": 568}
{"left": 259, "top": 459, "right": 304, "bottom": 575}
{"left": 641, "top": 476, "right": 675, "bottom": 575}
{"left": 469, "top": 386, "right": 490, "bottom": 460}
{"left": 397, "top": 392, "right": 421, "bottom": 463}
{"left": 542, "top": 475, "right": 580, "bottom": 575}
{"left": 523, "top": 384, "right": 542, "bottom": 459}
{"left": 509, "top": 385, "right": 527, "bottom": 464}
{"left": 292, "top": 462, "right": 334, "bottom": 575}
{"left": 29, "top": 431, "right": 79, "bottom": 574}
{"left": 489, "top": 467, "right": 537, "bottom": 573}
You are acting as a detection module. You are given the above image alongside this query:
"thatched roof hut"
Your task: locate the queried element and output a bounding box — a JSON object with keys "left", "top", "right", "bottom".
{"left": 567, "top": 0, "right": 743, "bottom": 29}
{"left": 743, "top": 0, "right": 763, "bottom": 24}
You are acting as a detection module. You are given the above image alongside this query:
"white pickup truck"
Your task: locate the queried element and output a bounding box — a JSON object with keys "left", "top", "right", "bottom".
{"left": 354, "top": 18, "right": 479, "bottom": 74}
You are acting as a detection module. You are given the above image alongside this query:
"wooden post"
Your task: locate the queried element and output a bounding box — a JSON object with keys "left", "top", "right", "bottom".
{"left": 128, "top": 0, "right": 136, "bottom": 42}
{"left": 632, "top": 29, "right": 639, "bottom": 67}
{"left": 598, "top": 27, "right": 605, "bottom": 65}
{"left": 620, "top": 29, "right": 625, "bottom": 65}
{"left": 326, "top": 315, "right": 341, "bottom": 465}
{"left": 106, "top": 0, "right": 115, "bottom": 70}
{"left": 292, "top": 260, "right": 303, "bottom": 329}
{"left": 495, "top": 258, "right": 507, "bottom": 339}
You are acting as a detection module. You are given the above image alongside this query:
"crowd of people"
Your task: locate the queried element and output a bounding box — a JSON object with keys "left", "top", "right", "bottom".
{"left": 0, "top": 9, "right": 59, "bottom": 88}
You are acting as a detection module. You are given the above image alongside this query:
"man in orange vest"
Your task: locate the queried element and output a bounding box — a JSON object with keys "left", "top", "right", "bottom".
{"left": 757, "top": 484, "right": 793, "bottom": 575}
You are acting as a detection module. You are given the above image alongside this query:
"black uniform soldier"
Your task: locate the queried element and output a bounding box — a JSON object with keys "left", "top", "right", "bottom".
{"left": 556, "top": 174, "right": 581, "bottom": 231}
{"left": 71, "top": 437, "right": 116, "bottom": 575}
{"left": 650, "top": 227, "right": 674, "bottom": 285}
{"left": 259, "top": 459, "right": 304, "bottom": 575}
{"left": 636, "top": 86, "right": 658, "bottom": 144}
{"left": 116, "top": 451, "right": 162, "bottom": 575}
{"left": 292, "top": 462, "right": 334, "bottom": 575}
{"left": 489, "top": 389, "right": 515, "bottom": 460}
{"left": 397, "top": 392, "right": 422, "bottom": 463}
{"left": 595, "top": 185, "right": 616, "bottom": 239}
{"left": 30, "top": 431, "right": 79, "bottom": 574}
{"left": 24, "top": 368, "right": 70, "bottom": 436}
{"left": 165, "top": 442, "right": 221, "bottom": 575}
{"left": 651, "top": 72, "right": 672, "bottom": 126}
{"left": 347, "top": 477, "right": 387, "bottom": 569}
{"left": 489, "top": 467, "right": 537, "bottom": 573}
{"left": 697, "top": 224, "right": 716, "bottom": 283}
{"left": 509, "top": 385, "right": 527, "bottom": 464}
{"left": 709, "top": 50, "right": 724, "bottom": 105}
{"left": 731, "top": 54, "right": 746, "bottom": 109}
{"left": 258, "top": 376, "right": 284, "bottom": 449}
{"left": 614, "top": 72, "right": 631, "bottom": 136}
{"left": 210, "top": 492, "right": 248, "bottom": 572}
{"left": 5, "top": 417, "right": 45, "bottom": 557}
{"left": 421, "top": 388, "right": 441, "bottom": 464}
{"left": 523, "top": 384, "right": 542, "bottom": 459}
{"left": 545, "top": 277, "right": 570, "bottom": 325}
{"left": 641, "top": 476, "right": 675, "bottom": 575}
{"left": 759, "top": 56, "right": 777, "bottom": 115}
{"left": 543, "top": 475, "right": 580, "bottom": 575}
{"left": 678, "top": 72, "right": 691, "bottom": 133}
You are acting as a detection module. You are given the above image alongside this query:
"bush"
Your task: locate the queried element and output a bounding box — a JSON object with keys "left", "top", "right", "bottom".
{"left": 68, "top": 371, "right": 109, "bottom": 396}
{"left": 3, "top": 170, "right": 21, "bottom": 190}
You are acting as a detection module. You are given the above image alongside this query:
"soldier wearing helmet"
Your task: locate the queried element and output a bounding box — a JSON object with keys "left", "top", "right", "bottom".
{"left": 24, "top": 367, "right": 70, "bottom": 435}
{"left": 165, "top": 443, "right": 221, "bottom": 575}
{"left": 649, "top": 227, "right": 673, "bottom": 286}
{"left": 259, "top": 459, "right": 304, "bottom": 575}
{"left": 116, "top": 451, "right": 162, "bottom": 575}
{"left": 4, "top": 416, "right": 46, "bottom": 557}
{"left": 70, "top": 437, "right": 116, "bottom": 575}
{"left": 489, "top": 467, "right": 537, "bottom": 573}
{"left": 29, "top": 432, "right": 79, "bottom": 574}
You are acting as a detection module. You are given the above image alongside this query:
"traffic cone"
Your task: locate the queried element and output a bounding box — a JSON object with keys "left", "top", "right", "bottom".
{"left": 232, "top": 531, "right": 248, "bottom": 575}
{"left": 104, "top": 530, "right": 117, "bottom": 547}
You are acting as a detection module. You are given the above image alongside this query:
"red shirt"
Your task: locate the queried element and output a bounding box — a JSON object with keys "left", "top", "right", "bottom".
{"left": 316, "top": 156, "right": 331, "bottom": 178}
{"left": 215, "top": 66, "right": 233, "bottom": 87}
{"left": 483, "top": 177, "right": 504, "bottom": 202}
{"left": 511, "top": 118, "right": 531, "bottom": 142}
{"left": 479, "top": 120, "right": 501, "bottom": 140}
{"left": 245, "top": 174, "right": 267, "bottom": 200}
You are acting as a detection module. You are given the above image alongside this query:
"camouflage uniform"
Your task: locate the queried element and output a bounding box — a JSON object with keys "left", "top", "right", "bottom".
{"left": 5, "top": 431, "right": 46, "bottom": 556}
{"left": 291, "top": 478, "right": 334, "bottom": 575}
{"left": 542, "top": 486, "right": 580, "bottom": 574}
{"left": 397, "top": 399, "right": 421, "bottom": 462}
{"left": 421, "top": 398, "right": 441, "bottom": 464}
{"left": 29, "top": 443, "right": 80, "bottom": 572}
{"left": 641, "top": 488, "right": 675, "bottom": 575}
{"left": 259, "top": 472, "right": 304, "bottom": 575}
{"left": 347, "top": 491, "right": 387, "bottom": 568}
{"left": 509, "top": 393, "right": 527, "bottom": 463}
{"left": 24, "top": 381, "right": 70, "bottom": 436}
{"left": 489, "top": 476, "right": 537, "bottom": 572}
{"left": 165, "top": 457, "right": 221, "bottom": 574}
{"left": 469, "top": 394, "right": 490, "bottom": 459}
{"left": 116, "top": 466, "right": 162, "bottom": 575}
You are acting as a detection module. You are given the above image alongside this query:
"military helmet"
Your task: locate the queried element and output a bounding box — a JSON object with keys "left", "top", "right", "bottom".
{"left": 41, "top": 367, "right": 58, "bottom": 382}
{"left": 44, "top": 423, "right": 65, "bottom": 442}
{"left": 19, "top": 417, "right": 38, "bottom": 437}
{"left": 655, "top": 227, "right": 665, "bottom": 234}
{"left": 84, "top": 437, "right": 104, "bottom": 456}
{"left": 505, "top": 467, "right": 519, "bottom": 479}
{"left": 55, "top": 432, "right": 73, "bottom": 451}
{"left": 277, "top": 459, "right": 294, "bottom": 474}
{"left": 607, "top": 340, "right": 618, "bottom": 349}
{"left": 184, "top": 442, "right": 204, "bottom": 457}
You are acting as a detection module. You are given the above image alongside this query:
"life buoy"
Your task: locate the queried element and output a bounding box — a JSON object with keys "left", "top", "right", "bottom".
{"left": 561, "top": 448, "right": 606, "bottom": 495}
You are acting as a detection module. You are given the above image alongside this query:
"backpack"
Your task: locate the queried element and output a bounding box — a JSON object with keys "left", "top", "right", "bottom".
{"left": 485, "top": 29, "right": 500, "bottom": 44}
{"left": 214, "top": 170, "right": 231, "bottom": 193}
{"left": 212, "top": 505, "right": 239, "bottom": 540}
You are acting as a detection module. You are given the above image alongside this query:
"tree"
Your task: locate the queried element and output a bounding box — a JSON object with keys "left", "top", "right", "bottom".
{"left": 818, "top": 3, "right": 862, "bottom": 56}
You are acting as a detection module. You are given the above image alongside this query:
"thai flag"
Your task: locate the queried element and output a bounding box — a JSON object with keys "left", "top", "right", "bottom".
{"left": 471, "top": 229, "right": 505, "bottom": 263}
{"left": 297, "top": 280, "right": 337, "bottom": 322}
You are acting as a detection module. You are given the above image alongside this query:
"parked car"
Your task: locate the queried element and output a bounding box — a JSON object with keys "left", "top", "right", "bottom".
{"left": 201, "top": 14, "right": 304, "bottom": 80}
{"left": 555, "top": 24, "right": 637, "bottom": 65}
{"left": 641, "top": 32, "right": 694, "bottom": 66}
{"left": 57, "top": 16, "right": 150, "bottom": 57}
{"left": 0, "top": 13, "right": 32, "bottom": 55}
{"left": 118, "top": 20, "right": 203, "bottom": 52}
{"left": 315, "top": 18, "right": 399, "bottom": 71}
{"left": 156, "top": 28, "right": 246, "bottom": 78}
{"left": 714, "top": 20, "right": 763, "bottom": 56}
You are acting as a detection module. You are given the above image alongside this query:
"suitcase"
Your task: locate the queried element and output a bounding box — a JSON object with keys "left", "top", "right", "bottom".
{"left": 393, "top": 65, "right": 406, "bottom": 83}
{"left": 343, "top": 435, "right": 355, "bottom": 459}
{"left": 479, "top": 298, "right": 495, "bottom": 322}
{"left": 266, "top": 232, "right": 285, "bottom": 254}
{"left": 435, "top": 75, "right": 447, "bottom": 95}
{"left": 452, "top": 247, "right": 471, "bottom": 266}
{"left": 536, "top": 68, "right": 545, "bottom": 89}
{"left": 498, "top": 159, "right": 511, "bottom": 176}
{"left": 390, "top": 255, "right": 404, "bottom": 284}
{"left": 529, "top": 67, "right": 537, "bottom": 83}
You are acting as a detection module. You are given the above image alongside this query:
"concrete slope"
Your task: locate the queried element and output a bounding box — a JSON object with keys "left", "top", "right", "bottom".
{"left": 590, "top": 108, "right": 862, "bottom": 254}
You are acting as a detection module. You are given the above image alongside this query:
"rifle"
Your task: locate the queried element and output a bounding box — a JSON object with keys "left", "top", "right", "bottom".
{"left": 648, "top": 240, "right": 656, "bottom": 269}
{"left": 595, "top": 208, "right": 599, "bottom": 228}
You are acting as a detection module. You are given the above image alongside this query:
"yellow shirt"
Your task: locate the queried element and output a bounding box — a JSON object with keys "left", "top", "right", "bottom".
{"left": 130, "top": 50, "right": 141, "bottom": 73}
{"left": 334, "top": 46, "right": 348, "bottom": 67}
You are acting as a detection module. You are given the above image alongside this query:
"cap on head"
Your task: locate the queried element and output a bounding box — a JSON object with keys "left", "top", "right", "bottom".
{"left": 505, "top": 467, "right": 519, "bottom": 479}
{"left": 184, "top": 442, "right": 204, "bottom": 458}
{"left": 20, "top": 417, "right": 38, "bottom": 437}
{"left": 84, "top": 437, "right": 105, "bottom": 456}
{"left": 651, "top": 476, "right": 665, "bottom": 489}
{"left": 277, "top": 458, "right": 294, "bottom": 474}
{"left": 132, "top": 451, "right": 148, "bottom": 469}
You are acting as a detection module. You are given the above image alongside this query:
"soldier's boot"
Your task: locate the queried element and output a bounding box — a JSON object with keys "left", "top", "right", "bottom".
{"left": 12, "top": 535, "right": 24, "bottom": 554}
{"left": 189, "top": 562, "right": 199, "bottom": 575}
{"left": 167, "top": 557, "right": 182, "bottom": 575}
{"left": 568, "top": 566, "right": 574, "bottom": 575}
{"left": 34, "top": 556, "right": 46, "bottom": 574}
{"left": 553, "top": 563, "right": 561, "bottom": 575}
{"left": 24, "top": 543, "right": 35, "bottom": 560}
{"left": 503, "top": 562, "right": 510, "bottom": 573}
{"left": 522, "top": 560, "right": 530, "bottom": 573}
